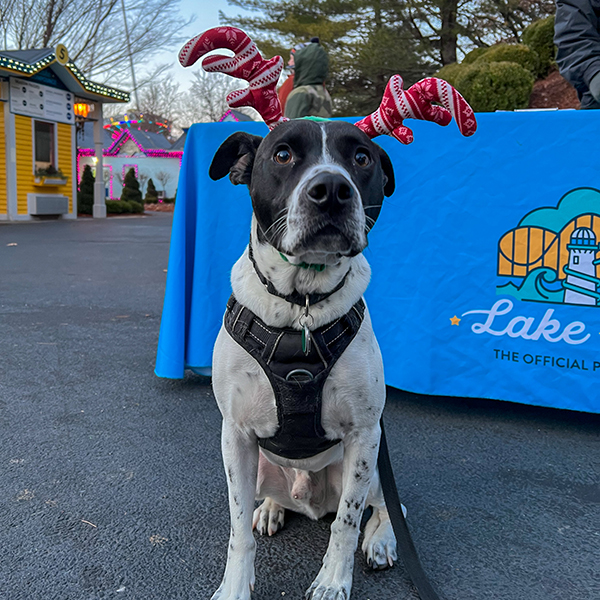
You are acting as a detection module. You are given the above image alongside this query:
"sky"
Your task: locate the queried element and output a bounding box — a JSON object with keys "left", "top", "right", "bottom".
{"left": 165, "top": 0, "right": 253, "bottom": 91}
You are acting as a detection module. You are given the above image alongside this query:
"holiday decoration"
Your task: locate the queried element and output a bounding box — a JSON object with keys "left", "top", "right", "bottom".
{"left": 178, "top": 27, "right": 477, "bottom": 142}
{"left": 104, "top": 113, "right": 170, "bottom": 137}
{"left": 355, "top": 76, "right": 477, "bottom": 144}
{"left": 178, "top": 27, "right": 287, "bottom": 130}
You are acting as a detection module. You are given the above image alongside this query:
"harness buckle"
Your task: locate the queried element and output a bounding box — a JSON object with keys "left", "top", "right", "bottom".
{"left": 285, "top": 368, "right": 314, "bottom": 383}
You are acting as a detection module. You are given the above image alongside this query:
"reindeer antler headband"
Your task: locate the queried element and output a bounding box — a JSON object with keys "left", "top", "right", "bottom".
{"left": 179, "top": 27, "right": 477, "bottom": 143}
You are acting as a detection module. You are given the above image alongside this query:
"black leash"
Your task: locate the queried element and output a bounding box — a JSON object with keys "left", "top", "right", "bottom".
{"left": 378, "top": 417, "right": 443, "bottom": 600}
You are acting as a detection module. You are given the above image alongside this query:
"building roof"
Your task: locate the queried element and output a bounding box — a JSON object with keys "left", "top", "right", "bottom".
{"left": 2, "top": 49, "right": 52, "bottom": 63}
{"left": 170, "top": 129, "right": 188, "bottom": 151}
{"left": 219, "top": 109, "right": 255, "bottom": 122}
{"left": 76, "top": 121, "right": 183, "bottom": 157}
{"left": 0, "top": 48, "right": 129, "bottom": 103}
{"left": 76, "top": 121, "right": 114, "bottom": 149}
{"left": 127, "top": 129, "right": 173, "bottom": 150}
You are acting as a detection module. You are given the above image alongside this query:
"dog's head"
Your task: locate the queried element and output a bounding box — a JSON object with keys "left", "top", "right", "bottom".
{"left": 209, "top": 119, "right": 395, "bottom": 262}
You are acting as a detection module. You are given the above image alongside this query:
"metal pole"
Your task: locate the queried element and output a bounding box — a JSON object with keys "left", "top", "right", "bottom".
{"left": 93, "top": 102, "right": 107, "bottom": 218}
{"left": 120, "top": 0, "right": 140, "bottom": 111}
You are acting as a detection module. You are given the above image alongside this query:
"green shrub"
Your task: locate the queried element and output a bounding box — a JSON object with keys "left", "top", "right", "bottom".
{"left": 129, "top": 200, "right": 144, "bottom": 213}
{"left": 145, "top": 178, "right": 159, "bottom": 203}
{"left": 523, "top": 16, "right": 556, "bottom": 78}
{"left": 434, "top": 62, "right": 463, "bottom": 87}
{"left": 462, "top": 47, "right": 490, "bottom": 64}
{"left": 77, "top": 164, "right": 95, "bottom": 215}
{"left": 454, "top": 61, "right": 534, "bottom": 112}
{"left": 106, "top": 200, "right": 123, "bottom": 214}
{"left": 121, "top": 168, "right": 142, "bottom": 204}
{"left": 105, "top": 200, "right": 135, "bottom": 214}
{"left": 476, "top": 43, "right": 539, "bottom": 76}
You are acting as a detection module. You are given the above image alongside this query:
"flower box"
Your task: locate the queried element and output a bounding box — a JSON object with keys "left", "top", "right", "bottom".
{"left": 34, "top": 177, "right": 68, "bottom": 186}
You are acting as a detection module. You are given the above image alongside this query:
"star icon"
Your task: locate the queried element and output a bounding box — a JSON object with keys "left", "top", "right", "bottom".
{"left": 450, "top": 315, "right": 461, "bottom": 326}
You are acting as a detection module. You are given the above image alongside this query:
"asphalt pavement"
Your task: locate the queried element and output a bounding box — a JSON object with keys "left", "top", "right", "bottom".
{"left": 0, "top": 213, "right": 598, "bottom": 600}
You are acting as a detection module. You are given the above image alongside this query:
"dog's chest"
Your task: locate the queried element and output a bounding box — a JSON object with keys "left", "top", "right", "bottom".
{"left": 224, "top": 296, "right": 368, "bottom": 459}
{"left": 213, "top": 302, "right": 386, "bottom": 449}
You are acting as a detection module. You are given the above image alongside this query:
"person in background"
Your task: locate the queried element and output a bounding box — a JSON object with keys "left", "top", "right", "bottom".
{"left": 555, "top": 0, "right": 600, "bottom": 109}
{"left": 284, "top": 37, "right": 333, "bottom": 119}
{"left": 277, "top": 43, "right": 308, "bottom": 114}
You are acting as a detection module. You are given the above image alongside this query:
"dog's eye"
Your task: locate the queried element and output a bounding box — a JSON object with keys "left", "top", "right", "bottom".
{"left": 274, "top": 149, "right": 292, "bottom": 164}
{"left": 355, "top": 151, "right": 370, "bottom": 167}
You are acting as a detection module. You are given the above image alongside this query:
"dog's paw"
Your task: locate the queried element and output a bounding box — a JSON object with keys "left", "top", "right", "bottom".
{"left": 210, "top": 578, "right": 254, "bottom": 600}
{"left": 252, "top": 497, "right": 285, "bottom": 536}
{"left": 361, "top": 507, "right": 400, "bottom": 570}
{"left": 210, "top": 549, "right": 256, "bottom": 600}
{"left": 305, "top": 580, "right": 350, "bottom": 600}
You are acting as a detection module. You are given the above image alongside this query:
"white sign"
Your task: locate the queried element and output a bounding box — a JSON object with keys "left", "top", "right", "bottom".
{"left": 9, "top": 77, "right": 74, "bottom": 125}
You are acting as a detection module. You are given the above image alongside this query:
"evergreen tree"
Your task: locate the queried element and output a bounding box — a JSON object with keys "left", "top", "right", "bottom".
{"left": 222, "top": 0, "right": 555, "bottom": 112}
{"left": 121, "top": 168, "right": 143, "bottom": 204}
{"left": 223, "top": 0, "right": 435, "bottom": 116}
{"left": 145, "top": 178, "right": 159, "bottom": 203}
{"left": 77, "top": 164, "right": 95, "bottom": 215}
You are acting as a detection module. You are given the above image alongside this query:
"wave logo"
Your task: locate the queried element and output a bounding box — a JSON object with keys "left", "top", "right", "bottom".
{"left": 497, "top": 188, "right": 600, "bottom": 306}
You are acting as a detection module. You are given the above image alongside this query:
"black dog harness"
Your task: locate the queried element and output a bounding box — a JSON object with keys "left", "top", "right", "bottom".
{"left": 224, "top": 295, "right": 365, "bottom": 460}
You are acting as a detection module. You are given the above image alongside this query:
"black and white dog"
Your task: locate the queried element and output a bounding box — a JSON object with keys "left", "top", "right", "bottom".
{"left": 209, "top": 118, "right": 397, "bottom": 600}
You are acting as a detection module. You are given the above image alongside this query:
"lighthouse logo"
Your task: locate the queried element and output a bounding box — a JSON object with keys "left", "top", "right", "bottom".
{"left": 496, "top": 188, "right": 600, "bottom": 307}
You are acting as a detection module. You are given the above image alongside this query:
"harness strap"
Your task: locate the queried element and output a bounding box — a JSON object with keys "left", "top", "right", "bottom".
{"left": 247, "top": 242, "right": 351, "bottom": 307}
{"left": 224, "top": 295, "right": 365, "bottom": 460}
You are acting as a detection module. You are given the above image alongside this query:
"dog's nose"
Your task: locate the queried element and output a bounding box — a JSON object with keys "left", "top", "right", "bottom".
{"left": 306, "top": 173, "right": 354, "bottom": 207}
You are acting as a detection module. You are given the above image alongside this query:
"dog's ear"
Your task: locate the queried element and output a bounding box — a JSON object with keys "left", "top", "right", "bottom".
{"left": 209, "top": 132, "right": 263, "bottom": 185}
{"left": 377, "top": 147, "right": 395, "bottom": 197}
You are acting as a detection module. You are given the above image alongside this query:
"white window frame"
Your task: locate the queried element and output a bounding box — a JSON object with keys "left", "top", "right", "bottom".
{"left": 32, "top": 118, "right": 58, "bottom": 174}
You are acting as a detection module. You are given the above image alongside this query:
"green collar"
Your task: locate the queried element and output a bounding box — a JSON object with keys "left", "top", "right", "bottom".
{"left": 299, "top": 116, "right": 332, "bottom": 123}
{"left": 279, "top": 252, "right": 326, "bottom": 272}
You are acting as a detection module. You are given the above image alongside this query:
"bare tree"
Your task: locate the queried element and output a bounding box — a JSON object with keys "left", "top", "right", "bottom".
{"left": 0, "top": 0, "right": 17, "bottom": 49}
{"left": 178, "top": 70, "right": 259, "bottom": 125}
{"left": 155, "top": 170, "right": 172, "bottom": 194}
{"left": 138, "top": 72, "right": 180, "bottom": 124}
{"left": 113, "top": 170, "right": 123, "bottom": 193}
{"left": 137, "top": 171, "right": 149, "bottom": 196}
{"left": 1, "top": 0, "right": 194, "bottom": 85}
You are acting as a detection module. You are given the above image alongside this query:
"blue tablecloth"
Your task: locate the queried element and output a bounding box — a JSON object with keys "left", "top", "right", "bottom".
{"left": 156, "top": 112, "right": 600, "bottom": 413}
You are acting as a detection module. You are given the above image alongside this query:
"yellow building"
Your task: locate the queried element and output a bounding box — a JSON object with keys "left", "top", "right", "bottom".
{"left": 0, "top": 46, "right": 129, "bottom": 221}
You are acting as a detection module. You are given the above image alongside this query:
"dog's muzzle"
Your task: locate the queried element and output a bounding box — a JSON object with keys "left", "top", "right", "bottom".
{"left": 288, "top": 172, "right": 365, "bottom": 256}
{"left": 305, "top": 172, "right": 354, "bottom": 213}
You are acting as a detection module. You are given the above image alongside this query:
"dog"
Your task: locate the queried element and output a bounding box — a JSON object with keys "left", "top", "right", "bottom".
{"left": 208, "top": 117, "right": 398, "bottom": 600}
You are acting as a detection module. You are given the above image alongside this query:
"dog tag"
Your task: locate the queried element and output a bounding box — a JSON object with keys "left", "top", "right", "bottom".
{"left": 302, "top": 324, "right": 312, "bottom": 355}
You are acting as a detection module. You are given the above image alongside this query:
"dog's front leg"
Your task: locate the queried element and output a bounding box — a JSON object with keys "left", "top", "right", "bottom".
{"left": 212, "top": 421, "right": 259, "bottom": 600}
{"left": 306, "top": 425, "right": 381, "bottom": 600}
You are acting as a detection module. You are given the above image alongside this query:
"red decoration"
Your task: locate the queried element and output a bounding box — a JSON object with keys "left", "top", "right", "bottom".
{"left": 179, "top": 28, "right": 477, "bottom": 144}
{"left": 355, "top": 75, "right": 477, "bottom": 144}
{"left": 178, "top": 27, "right": 288, "bottom": 130}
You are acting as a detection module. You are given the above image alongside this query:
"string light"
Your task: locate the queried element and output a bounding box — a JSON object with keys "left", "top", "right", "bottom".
{"left": 104, "top": 113, "right": 170, "bottom": 136}
{"left": 0, "top": 50, "right": 129, "bottom": 101}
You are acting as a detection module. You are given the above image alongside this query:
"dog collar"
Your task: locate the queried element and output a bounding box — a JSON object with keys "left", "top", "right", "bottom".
{"left": 278, "top": 252, "right": 326, "bottom": 272}
{"left": 248, "top": 243, "right": 350, "bottom": 307}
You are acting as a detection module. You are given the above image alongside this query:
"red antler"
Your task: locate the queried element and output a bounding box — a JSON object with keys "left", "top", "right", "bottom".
{"left": 178, "top": 27, "right": 288, "bottom": 130}
{"left": 355, "top": 75, "right": 477, "bottom": 144}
